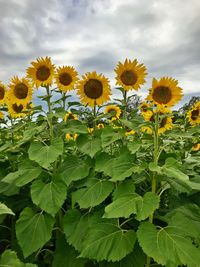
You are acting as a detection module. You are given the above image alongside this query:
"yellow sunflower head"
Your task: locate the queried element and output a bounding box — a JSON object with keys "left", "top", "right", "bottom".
{"left": 115, "top": 58, "right": 147, "bottom": 91}
{"left": 88, "top": 127, "right": 94, "bottom": 134}
{"left": 65, "top": 133, "right": 78, "bottom": 141}
{"left": 7, "top": 76, "right": 33, "bottom": 105}
{"left": 55, "top": 66, "right": 79, "bottom": 92}
{"left": 0, "top": 110, "right": 4, "bottom": 120}
{"left": 97, "top": 123, "right": 105, "bottom": 129}
{"left": 125, "top": 129, "right": 136, "bottom": 136}
{"left": 64, "top": 112, "right": 78, "bottom": 122}
{"left": 77, "top": 71, "right": 111, "bottom": 107}
{"left": 186, "top": 101, "right": 200, "bottom": 126}
{"left": 0, "top": 82, "right": 7, "bottom": 105}
{"left": 27, "top": 56, "right": 55, "bottom": 88}
{"left": 140, "top": 126, "right": 153, "bottom": 135}
{"left": 7, "top": 102, "right": 27, "bottom": 118}
{"left": 139, "top": 102, "right": 153, "bottom": 121}
{"left": 192, "top": 143, "right": 200, "bottom": 151}
{"left": 104, "top": 105, "right": 121, "bottom": 120}
{"left": 146, "top": 77, "right": 183, "bottom": 107}
{"left": 158, "top": 116, "right": 173, "bottom": 134}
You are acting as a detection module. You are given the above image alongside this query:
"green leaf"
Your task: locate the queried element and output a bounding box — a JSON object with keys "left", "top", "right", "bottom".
{"left": 0, "top": 202, "right": 15, "bottom": 216}
{"left": 127, "top": 141, "right": 141, "bottom": 154}
{"left": 28, "top": 138, "right": 64, "bottom": 169}
{"left": 65, "top": 120, "right": 88, "bottom": 134}
{"left": 2, "top": 164, "right": 42, "bottom": 187}
{"left": 0, "top": 250, "right": 37, "bottom": 267}
{"left": 136, "top": 192, "right": 160, "bottom": 221}
{"left": 101, "top": 126, "right": 123, "bottom": 147}
{"left": 76, "top": 135, "right": 101, "bottom": 157}
{"left": 112, "top": 179, "right": 135, "bottom": 200}
{"left": 72, "top": 178, "right": 114, "bottom": 208}
{"left": 137, "top": 221, "right": 200, "bottom": 266}
{"left": 80, "top": 222, "right": 136, "bottom": 262}
{"left": 60, "top": 155, "right": 91, "bottom": 186}
{"left": 16, "top": 207, "right": 55, "bottom": 258}
{"left": 53, "top": 235, "right": 86, "bottom": 267}
{"left": 31, "top": 178, "right": 67, "bottom": 216}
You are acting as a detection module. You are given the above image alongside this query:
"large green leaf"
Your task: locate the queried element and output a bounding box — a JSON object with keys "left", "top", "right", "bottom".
{"left": 2, "top": 163, "right": 42, "bottom": 187}
{"left": 65, "top": 120, "right": 88, "bottom": 134}
{"left": 60, "top": 155, "right": 91, "bottom": 186}
{"left": 80, "top": 221, "right": 136, "bottom": 262}
{"left": 53, "top": 235, "right": 86, "bottom": 267}
{"left": 28, "top": 138, "right": 64, "bottom": 169}
{"left": 101, "top": 126, "right": 123, "bottom": 147}
{"left": 104, "top": 192, "right": 160, "bottom": 221}
{"left": 76, "top": 135, "right": 102, "bottom": 157}
{"left": 0, "top": 250, "right": 38, "bottom": 267}
{"left": 31, "top": 178, "right": 67, "bottom": 216}
{"left": 16, "top": 208, "right": 55, "bottom": 258}
{"left": 72, "top": 178, "right": 114, "bottom": 208}
{"left": 112, "top": 179, "right": 135, "bottom": 200}
{"left": 0, "top": 202, "right": 15, "bottom": 216}
{"left": 137, "top": 221, "right": 200, "bottom": 266}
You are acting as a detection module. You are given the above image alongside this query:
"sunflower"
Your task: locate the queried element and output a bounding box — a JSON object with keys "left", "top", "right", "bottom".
{"left": 64, "top": 112, "right": 78, "bottom": 122}
{"left": 88, "top": 127, "right": 94, "bottom": 134}
{"left": 65, "top": 133, "right": 78, "bottom": 141}
{"left": 125, "top": 129, "right": 136, "bottom": 136}
{"left": 27, "top": 56, "right": 55, "bottom": 88}
{"left": 0, "top": 110, "right": 4, "bottom": 120}
{"left": 0, "top": 82, "right": 7, "bottom": 105}
{"left": 104, "top": 105, "right": 121, "bottom": 120}
{"left": 158, "top": 116, "right": 173, "bottom": 134}
{"left": 192, "top": 143, "right": 200, "bottom": 151}
{"left": 141, "top": 126, "right": 153, "bottom": 135}
{"left": 7, "top": 102, "right": 27, "bottom": 118}
{"left": 115, "top": 58, "right": 147, "bottom": 91}
{"left": 187, "top": 101, "right": 200, "bottom": 126}
{"left": 55, "top": 66, "right": 79, "bottom": 92}
{"left": 77, "top": 71, "right": 111, "bottom": 107}
{"left": 146, "top": 77, "right": 183, "bottom": 107}
{"left": 139, "top": 102, "right": 153, "bottom": 121}
{"left": 7, "top": 76, "right": 32, "bottom": 105}
{"left": 97, "top": 123, "right": 104, "bottom": 129}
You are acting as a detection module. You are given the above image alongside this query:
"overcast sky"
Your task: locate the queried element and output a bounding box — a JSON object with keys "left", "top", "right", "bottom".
{"left": 0, "top": 0, "right": 200, "bottom": 107}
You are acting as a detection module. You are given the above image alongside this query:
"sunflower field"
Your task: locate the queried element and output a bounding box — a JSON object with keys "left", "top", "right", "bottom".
{"left": 0, "top": 57, "right": 200, "bottom": 267}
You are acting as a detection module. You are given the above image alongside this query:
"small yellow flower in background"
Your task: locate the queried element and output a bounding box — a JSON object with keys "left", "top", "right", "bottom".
{"left": 139, "top": 102, "right": 153, "bottom": 121}
{"left": 88, "top": 127, "right": 94, "bottom": 134}
{"left": 0, "top": 82, "right": 7, "bottom": 105}
{"left": 7, "top": 76, "right": 33, "bottom": 105}
{"left": 125, "top": 129, "right": 136, "bottom": 136}
{"left": 27, "top": 56, "right": 55, "bottom": 88}
{"left": 146, "top": 77, "right": 183, "bottom": 107}
{"left": 97, "top": 123, "right": 104, "bottom": 129}
{"left": 77, "top": 71, "right": 111, "bottom": 107}
{"left": 55, "top": 66, "right": 79, "bottom": 92}
{"left": 141, "top": 126, "right": 153, "bottom": 135}
{"left": 7, "top": 102, "right": 27, "bottom": 118}
{"left": 104, "top": 105, "right": 121, "bottom": 120}
{"left": 187, "top": 101, "right": 200, "bottom": 126}
{"left": 115, "top": 58, "right": 147, "bottom": 91}
{"left": 64, "top": 111, "right": 78, "bottom": 122}
{"left": 0, "top": 110, "right": 4, "bottom": 120}
{"left": 192, "top": 143, "right": 200, "bottom": 151}
{"left": 65, "top": 133, "right": 78, "bottom": 141}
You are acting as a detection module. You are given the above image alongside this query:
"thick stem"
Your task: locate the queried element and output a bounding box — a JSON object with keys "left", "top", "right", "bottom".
{"left": 123, "top": 90, "right": 127, "bottom": 118}
{"left": 93, "top": 101, "right": 97, "bottom": 128}
{"left": 46, "top": 86, "right": 54, "bottom": 141}
{"left": 62, "top": 92, "right": 66, "bottom": 110}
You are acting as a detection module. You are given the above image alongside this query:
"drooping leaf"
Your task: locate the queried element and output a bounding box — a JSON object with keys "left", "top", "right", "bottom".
{"left": 72, "top": 178, "right": 114, "bottom": 208}
{"left": 28, "top": 138, "right": 64, "bottom": 169}
{"left": 101, "top": 126, "right": 123, "bottom": 148}
{"left": 31, "top": 178, "right": 67, "bottom": 216}
{"left": 76, "top": 135, "right": 102, "bottom": 157}
{"left": 0, "top": 250, "right": 38, "bottom": 267}
{"left": 16, "top": 207, "right": 55, "bottom": 258}
{"left": 0, "top": 202, "right": 15, "bottom": 216}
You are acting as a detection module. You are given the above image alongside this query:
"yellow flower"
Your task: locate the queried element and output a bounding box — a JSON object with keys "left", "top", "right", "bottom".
{"left": 115, "top": 58, "right": 147, "bottom": 91}
{"left": 7, "top": 76, "right": 32, "bottom": 105}
{"left": 7, "top": 102, "right": 27, "bottom": 118}
{"left": 0, "top": 110, "right": 4, "bottom": 120}
{"left": 141, "top": 126, "right": 153, "bottom": 135}
{"left": 64, "top": 112, "right": 78, "bottom": 122}
{"left": 65, "top": 133, "right": 78, "bottom": 141}
{"left": 88, "top": 127, "right": 94, "bottom": 134}
{"left": 146, "top": 77, "right": 183, "bottom": 107}
{"left": 139, "top": 102, "right": 153, "bottom": 121}
{"left": 192, "top": 143, "right": 200, "bottom": 151}
{"left": 27, "top": 56, "right": 55, "bottom": 88}
{"left": 104, "top": 105, "right": 121, "bottom": 120}
{"left": 0, "top": 82, "right": 7, "bottom": 105}
{"left": 55, "top": 66, "right": 79, "bottom": 92}
{"left": 158, "top": 116, "right": 173, "bottom": 134}
{"left": 187, "top": 101, "right": 200, "bottom": 126}
{"left": 125, "top": 129, "right": 136, "bottom": 136}
{"left": 77, "top": 71, "right": 111, "bottom": 107}
{"left": 97, "top": 123, "right": 104, "bottom": 129}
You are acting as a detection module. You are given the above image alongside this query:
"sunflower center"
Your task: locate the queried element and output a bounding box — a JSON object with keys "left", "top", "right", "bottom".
{"left": 120, "top": 70, "right": 138, "bottom": 86}
{"left": 59, "top": 73, "right": 72, "bottom": 86}
{"left": 12, "top": 103, "right": 23, "bottom": 113}
{"left": 191, "top": 109, "right": 199, "bottom": 120}
{"left": 152, "top": 86, "right": 172, "bottom": 104}
{"left": 14, "top": 83, "right": 28, "bottom": 99}
{"left": 0, "top": 87, "right": 5, "bottom": 100}
{"left": 160, "top": 117, "right": 167, "bottom": 128}
{"left": 84, "top": 79, "right": 103, "bottom": 99}
{"left": 36, "top": 65, "right": 50, "bottom": 81}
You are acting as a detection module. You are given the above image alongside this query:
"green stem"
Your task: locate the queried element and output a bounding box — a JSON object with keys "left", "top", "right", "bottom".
{"left": 62, "top": 92, "right": 66, "bottom": 110}
{"left": 46, "top": 86, "right": 53, "bottom": 141}
{"left": 123, "top": 90, "right": 127, "bottom": 118}
{"left": 93, "top": 101, "right": 97, "bottom": 128}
